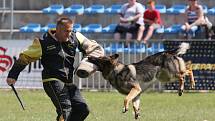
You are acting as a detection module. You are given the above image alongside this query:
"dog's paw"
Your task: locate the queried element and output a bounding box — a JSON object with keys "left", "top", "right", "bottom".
{"left": 134, "top": 110, "right": 140, "bottom": 120}
{"left": 190, "top": 81, "right": 195, "bottom": 89}
{"left": 122, "top": 107, "right": 128, "bottom": 113}
{"left": 135, "top": 113, "right": 140, "bottom": 120}
{"left": 178, "top": 89, "right": 183, "bottom": 96}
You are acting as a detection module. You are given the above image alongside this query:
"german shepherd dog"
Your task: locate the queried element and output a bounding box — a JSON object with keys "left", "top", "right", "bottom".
{"left": 88, "top": 43, "right": 195, "bottom": 119}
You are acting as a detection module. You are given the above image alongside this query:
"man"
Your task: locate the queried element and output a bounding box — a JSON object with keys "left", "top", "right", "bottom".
{"left": 6, "top": 17, "right": 104, "bottom": 121}
{"left": 114, "top": 0, "right": 144, "bottom": 47}
{"left": 137, "top": 0, "right": 162, "bottom": 44}
{"left": 182, "top": 0, "right": 212, "bottom": 38}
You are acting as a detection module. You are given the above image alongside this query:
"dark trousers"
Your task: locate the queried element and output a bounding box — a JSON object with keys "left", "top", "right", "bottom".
{"left": 43, "top": 80, "right": 89, "bottom": 121}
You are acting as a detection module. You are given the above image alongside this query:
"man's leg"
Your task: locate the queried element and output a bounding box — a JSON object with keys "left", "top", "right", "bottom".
{"left": 67, "top": 85, "right": 90, "bottom": 121}
{"left": 143, "top": 25, "right": 154, "bottom": 43}
{"left": 43, "top": 80, "right": 72, "bottom": 121}
{"left": 137, "top": 25, "right": 145, "bottom": 41}
{"left": 125, "top": 32, "right": 132, "bottom": 46}
{"left": 114, "top": 33, "right": 121, "bottom": 41}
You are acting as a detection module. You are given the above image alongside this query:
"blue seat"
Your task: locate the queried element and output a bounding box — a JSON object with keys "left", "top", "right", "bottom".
{"left": 81, "top": 24, "right": 102, "bottom": 33}
{"left": 142, "top": 5, "right": 146, "bottom": 12}
{"left": 202, "top": 5, "right": 208, "bottom": 14}
{"left": 208, "top": 7, "right": 215, "bottom": 15}
{"left": 105, "top": 4, "right": 122, "bottom": 14}
{"left": 41, "top": 23, "right": 56, "bottom": 32}
{"left": 84, "top": 4, "right": 105, "bottom": 14}
{"left": 102, "top": 24, "right": 117, "bottom": 33}
{"left": 155, "top": 26, "right": 165, "bottom": 34}
{"left": 164, "top": 24, "right": 182, "bottom": 34}
{"left": 64, "top": 4, "right": 84, "bottom": 15}
{"left": 20, "top": 23, "right": 41, "bottom": 32}
{"left": 155, "top": 4, "right": 166, "bottom": 13}
{"left": 73, "top": 24, "right": 82, "bottom": 32}
{"left": 42, "top": 4, "right": 64, "bottom": 15}
{"left": 166, "top": 4, "right": 186, "bottom": 14}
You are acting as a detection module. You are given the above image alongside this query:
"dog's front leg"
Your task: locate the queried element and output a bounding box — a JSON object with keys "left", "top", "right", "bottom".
{"left": 178, "top": 76, "right": 184, "bottom": 96}
{"left": 132, "top": 96, "right": 140, "bottom": 119}
{"left": 123, "top": 83, "right": 142, "bottom": 113}
{"left": 187, "top": 70, "right": 195, "bottom": 89}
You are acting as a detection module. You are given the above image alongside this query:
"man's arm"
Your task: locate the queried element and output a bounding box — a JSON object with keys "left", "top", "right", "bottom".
{"left": 7, "top": 38, "right": 42, "bottom": 85}
{"left": 189, "top": 5, "right": 204, "bottom": 27}
{"left": 75, "top": 32, "right": 104, "bottom": 57}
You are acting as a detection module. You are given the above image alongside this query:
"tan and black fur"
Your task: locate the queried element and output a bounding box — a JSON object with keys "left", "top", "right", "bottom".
{"left": 88, "top": 43, "right": 195, "bottom": 119}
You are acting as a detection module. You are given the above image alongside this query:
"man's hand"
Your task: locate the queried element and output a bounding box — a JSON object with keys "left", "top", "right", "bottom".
{"left": 185, "top": 23, "right": 191, "bottom": 31}
{"left": 120, "top": 17, "right": 129, "bottom": 23}
{"left": 6, "top": 78, "right": 16, "bottom": 86}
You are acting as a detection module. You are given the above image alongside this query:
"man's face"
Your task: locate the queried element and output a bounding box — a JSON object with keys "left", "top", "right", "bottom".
{"left": 128, "top": 0, "right": 136, "bottom": 5}
{"left": 56, "top": 23, "right": 73, "bottom": 42}
{"left": 147, "top": 3, "right": 155, "bottom": 10}
{"left": 189, "top": 0, "right": 197, "bottom": 5}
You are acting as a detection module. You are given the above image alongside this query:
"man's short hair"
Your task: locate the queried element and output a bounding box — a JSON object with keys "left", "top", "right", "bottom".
{"left": 57, "top": 17, "right": 74, "bottom": 27}
{"left": 147, "top": 0, "right": 155, "bottom": 5}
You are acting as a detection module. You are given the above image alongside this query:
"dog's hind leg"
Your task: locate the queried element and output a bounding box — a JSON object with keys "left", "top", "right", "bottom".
{"left": 186, "top": 61, "right": 195, "bottom": 89}
{"left": 188, "top": 70, "right": 195, "bottom": 89}
{"left": 178, "top": 76, "right": 185, "bottom": 96}
{"left": 123, "top": 83, "right": 142, "bottom": 113}
{"left": 132, "top": 95, "right": 141, "bottom": 119}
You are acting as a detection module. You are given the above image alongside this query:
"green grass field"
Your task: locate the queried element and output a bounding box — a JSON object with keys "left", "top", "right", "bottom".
{"left": 0, "top": 89, "right": 215, "bottom": 121}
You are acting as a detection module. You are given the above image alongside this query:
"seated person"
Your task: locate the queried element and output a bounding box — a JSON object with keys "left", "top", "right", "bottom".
{"left": 137, "top": 0, "right": 162, "bottom": 44}
{"left": 181, "top": 0, "right": 212, "bottom": 38}
{"left": 114, "top": 0, "right": 144, "bottom": 47}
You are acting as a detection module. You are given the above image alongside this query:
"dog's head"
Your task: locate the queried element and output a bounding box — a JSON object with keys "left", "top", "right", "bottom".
{"left": 88, "top": 54, "right": 119, "bottom": 72}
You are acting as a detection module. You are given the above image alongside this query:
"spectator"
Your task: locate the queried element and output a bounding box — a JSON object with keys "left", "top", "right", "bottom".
{"left": 182, "top": 0, "right": 212, "bottom": 38}
{"left": 114, "top": 0, "right": 144, "bottom": 47}
{"left": 6, "top": 17, "right": 104, "bottom": 121}
{"left": 137, "top": 0, "right": 162, "bottom": 44}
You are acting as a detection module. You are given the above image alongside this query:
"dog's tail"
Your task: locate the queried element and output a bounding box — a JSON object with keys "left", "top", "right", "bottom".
{"left": 176, "top": 42, "right": 190, "bottom": 55}
{"left": 168, "top": 42, "right": 190, "bottom": 55}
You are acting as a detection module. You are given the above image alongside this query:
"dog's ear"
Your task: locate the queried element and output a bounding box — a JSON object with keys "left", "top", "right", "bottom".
{"left": 110, "top": 54, "right": 119, "bottom": 65}
{"left": 110, "top": 54, "right": 119, "bottom": 59}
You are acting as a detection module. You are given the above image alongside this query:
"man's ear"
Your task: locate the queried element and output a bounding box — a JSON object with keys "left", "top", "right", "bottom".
{"left": 110, "top": 54, "right": 119, "bottom": 59}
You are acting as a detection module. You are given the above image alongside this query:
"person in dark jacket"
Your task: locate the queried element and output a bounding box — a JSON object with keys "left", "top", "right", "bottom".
{"left": 6, "top": 17, "right": 104, "bottom": 121}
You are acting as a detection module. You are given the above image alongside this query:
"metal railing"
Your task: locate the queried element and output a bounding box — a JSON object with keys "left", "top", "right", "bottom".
{"left": 0, "top": 40, "right": 164, "bottom": 91}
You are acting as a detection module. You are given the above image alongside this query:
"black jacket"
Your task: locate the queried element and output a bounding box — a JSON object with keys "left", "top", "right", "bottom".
{"left": 8, "top": 30, "right": 86, "bottom": 83}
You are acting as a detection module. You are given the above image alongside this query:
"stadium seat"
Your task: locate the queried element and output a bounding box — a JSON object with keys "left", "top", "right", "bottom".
{"left": 64, "top": 4, "right": 84, "bottom": 15}
{"left": 41, "top": 23, "right": 56, "bottom": 32}
{"left": 42, "top": 4, "right": 64, "bottom": 15}
{"left": 105, "top": 4, "right": 122, "bottom": 14}
{"left": 155, "top": 4, "right": 166, "bottom": 13}
{"left": 164, "top": 24, "right": 182, "bottom": 34}
{"left": 166, "top": 4, "right": 187, "bottom": 14}
{"left": 84, "top": 4, "right": 105, "bottom": 14}
{"left": 81, "top": 24, "right": 102, "bottom": 33}
{"left": 202, "top": 5, "right": 208, "bottom": 14}
{"left": 155, "top": 26, "right": 165, "bottom": 34}
{"left": 73, "top": 24, "right": 82, "bottom": 32}
{"left": 102, "top": 24, "right": 117, "bottom": 33}
{"left": 20, "top": 23, "right": 41, "bottom": 32}
{"left": 142, "top": 5, "right": 146, "bottom": 12}
{"left": 208, "top": 7, "right": 215, "bottom": 15}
